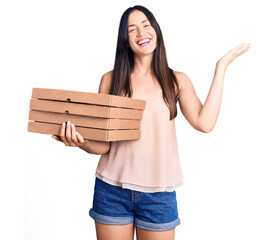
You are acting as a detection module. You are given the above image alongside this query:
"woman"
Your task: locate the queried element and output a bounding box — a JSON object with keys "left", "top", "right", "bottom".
{"left": 52, "top": 5, "right": 250, "bottom": 240}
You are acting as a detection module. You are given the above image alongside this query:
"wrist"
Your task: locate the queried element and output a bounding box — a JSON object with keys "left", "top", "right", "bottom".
{"left": 216, "top": 61, "right": 228, "bottom": 71}
{"left": 78, "top": 140, "right": 92, "bottom": 153}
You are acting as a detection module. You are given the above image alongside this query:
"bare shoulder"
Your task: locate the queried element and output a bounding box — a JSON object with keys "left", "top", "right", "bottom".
{"left": 173, "top": 71, "right": 191, "bottom": 89}
{"left": 173, "top": 70, "right": 196, "bottom": 95}
{"left": 98, "top": 70, "right": 113, "bottom": 94}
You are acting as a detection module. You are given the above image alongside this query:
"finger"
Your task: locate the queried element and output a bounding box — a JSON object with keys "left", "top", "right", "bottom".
{"left": 229, "top": 43, "right": 247, "bottom": 54}
{"left": 71, "top": 123, "right": 79, "bottom": 144}
{"left": 66, "top": 121, "right": 75, "bottom": 146}
{"left": 60, "top": 122, "right": 69, "bottom": 146}
{"left": 238, "top": 43, "right": 250, "bottom": 51}
{"left": 233, "top": 42, "right": 247, "bottom": 51}
{"left": 76, "top": 132, "right": 85, "bottom": 144}
{"left": 233, "top": 42, "right": 245, "bottom": 50}
{"left": 236, "top": 45, "right": 250, "bottom": 56}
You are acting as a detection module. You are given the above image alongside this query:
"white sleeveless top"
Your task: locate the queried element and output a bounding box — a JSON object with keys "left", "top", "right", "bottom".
{"left": 95, "top": 89, "right": 184, "bottom": 193}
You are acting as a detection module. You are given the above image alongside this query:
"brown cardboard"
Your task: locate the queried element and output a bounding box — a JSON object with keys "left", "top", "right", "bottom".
{"left": 28, "top": 110, "right": 141, "bottom": 129}
{"left": 28, "top": 122, "right": 141, "bottom": 142}
{"left": 29, "top": 99, "right": 143, "bottom": 120}
{"left": 28, "top": 88, "right": 146, "bottom": 142}
{"left": 32, "top": 88, "right": 146, "bottom": 110}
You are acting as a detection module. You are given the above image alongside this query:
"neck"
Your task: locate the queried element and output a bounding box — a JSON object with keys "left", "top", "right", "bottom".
{"left": 132, "top": 54, "right": 154, "bottom": 75}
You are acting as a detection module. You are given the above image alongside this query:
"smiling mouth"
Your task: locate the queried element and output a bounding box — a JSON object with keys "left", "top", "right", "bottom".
{"left": 137, "top": 38, "right": 151, "bottom": 47}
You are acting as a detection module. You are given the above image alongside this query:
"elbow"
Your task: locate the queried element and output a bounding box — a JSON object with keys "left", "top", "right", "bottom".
{"left": 99, "top": 142, "right": 111, "bottom": 155}
{"left": 203, "top": 125, "right": 214, "bottom": 133}
{"left": 195, "top": 116, "right": 211, "bottom": 133}
{"left": 105, "top": 142, "right": 111, "bottom": 154}
{"left": 90, "top": 149, "right": 109, "bottom": 155}
{"left": 101, "top": 147, "right": 110, "bottom": 155}
{"left": 201, "top": 128, "right": 212, "bottom": 133}
{"left": 88, "top": 142, "right": 110, "bottom": 155}
{"left": 197, "top": 124, "right": 213, "bottom": 133}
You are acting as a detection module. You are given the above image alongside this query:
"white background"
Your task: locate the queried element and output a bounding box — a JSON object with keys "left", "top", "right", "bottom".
{"left": 1, "top": 0, "right": 280, "bottom": 239}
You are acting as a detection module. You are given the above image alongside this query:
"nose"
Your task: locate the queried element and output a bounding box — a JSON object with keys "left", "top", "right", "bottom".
{"left": 136, "top": 28, "right": 144, "bottom": 37}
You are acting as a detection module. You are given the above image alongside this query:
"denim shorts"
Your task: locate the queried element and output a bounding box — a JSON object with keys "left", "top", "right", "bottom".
{"left": 89, "top": 177, "right": 181, "bottom": 231}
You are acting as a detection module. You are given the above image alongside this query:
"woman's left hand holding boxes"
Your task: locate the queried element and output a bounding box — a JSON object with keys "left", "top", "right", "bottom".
{"left": 52, "top": 121, "right": 86, "bottom": 147}
{"left": 28, "top": 87, "right": 143, "bottom": 154}
{"left": 51, "top": 120, "right": 110, "bottom": 155}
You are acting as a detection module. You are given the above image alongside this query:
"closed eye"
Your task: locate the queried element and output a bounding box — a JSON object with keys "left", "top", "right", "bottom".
{"left": 128, "top": 25, "right": 150, "bottom": 33}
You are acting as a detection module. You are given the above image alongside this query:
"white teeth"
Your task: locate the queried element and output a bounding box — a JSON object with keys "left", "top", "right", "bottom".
{"left": 138, "top": 39, "right": 150, "bottom": 45}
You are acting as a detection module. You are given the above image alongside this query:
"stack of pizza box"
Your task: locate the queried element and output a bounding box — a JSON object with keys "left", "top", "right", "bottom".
{"left": 28, "top": 88, "right": 146, "bottom": 142}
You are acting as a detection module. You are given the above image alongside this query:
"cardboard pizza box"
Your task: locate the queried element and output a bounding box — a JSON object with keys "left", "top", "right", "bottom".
{"left": 28, "top": 122, "right": 141, "bottom": 142}
{"left": 28, "top": 110, "right": 141, "bottom": 129}
{"left": 32, "top": 88, "right": 145, "bottom": 110}
{"left": 27, "top": 88, "right": 146, "bottom": 142}
{"left": 29, "top": 99, "right": 144, "bottom": 120}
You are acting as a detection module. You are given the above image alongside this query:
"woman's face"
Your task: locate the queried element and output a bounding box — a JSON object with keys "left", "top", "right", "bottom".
{"left": 127, "top": 10, "right": 157, "bottom": 56}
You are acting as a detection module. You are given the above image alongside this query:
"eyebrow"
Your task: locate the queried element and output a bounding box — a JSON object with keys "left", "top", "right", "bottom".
{"left": 127, "top": 19, "right": 149, "bottom": 28}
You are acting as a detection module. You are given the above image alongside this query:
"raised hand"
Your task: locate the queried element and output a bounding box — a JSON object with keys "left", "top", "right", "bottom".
{"left": 217, "top": 42, "right": 251, "bottom": 68}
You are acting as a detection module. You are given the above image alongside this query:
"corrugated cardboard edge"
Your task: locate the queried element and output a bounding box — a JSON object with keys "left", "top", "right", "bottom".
{"left": 29, "top": 99, "right": 143, "bottom": 119}
{"left": 28, "top": 110, "right": 141, "bottom": 129}
{"left": 28, "top": 121, "right": 141, "bottom": 142}
{"left": 32, "top": 88, "right": 146, "bottom": 110}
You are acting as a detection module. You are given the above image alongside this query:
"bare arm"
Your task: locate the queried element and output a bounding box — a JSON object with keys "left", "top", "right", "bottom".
{"left": 197, "top": 43, "right": 251, "bottom": 132}
{"left": 52, "top": 71, "right": 113, "bottom": 155}
{"left": 175, "top": 71, "right": 204, "bottom": 132}
{"left": 78, "top": 71, "right": 112, "bottom": 154}
{"left": 78, "top": 138, "right": 110, "bottom": 155}
{"left": 176, "top": 65, "right": 229, "bottom": 133}
{"left": 177, "top": 43, "right": 251, "bottom": 133}
{"left": 196, "top": 64, "right": 226, "bottom": 133}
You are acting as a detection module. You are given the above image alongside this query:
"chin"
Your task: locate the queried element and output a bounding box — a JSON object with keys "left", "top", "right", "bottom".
{"left": 134, "top": 46, "right": 157, "bottom": 56}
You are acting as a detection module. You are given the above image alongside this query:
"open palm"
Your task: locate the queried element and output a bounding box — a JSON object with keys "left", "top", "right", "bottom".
{"left": 218, "top": 42, "right": 251, "bottom": 68}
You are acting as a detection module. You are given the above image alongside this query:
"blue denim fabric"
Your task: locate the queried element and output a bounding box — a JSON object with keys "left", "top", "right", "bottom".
{"left": 89, "top": 177, "right": 181, "bottom": 231}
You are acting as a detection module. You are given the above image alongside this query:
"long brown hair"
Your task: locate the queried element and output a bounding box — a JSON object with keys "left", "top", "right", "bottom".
{"left": 110, "top": 5, "right": 179, "bottom": 120}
